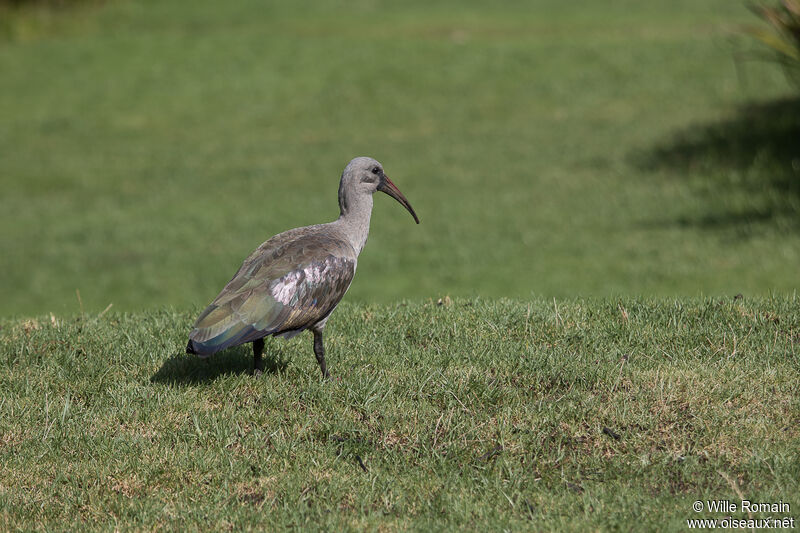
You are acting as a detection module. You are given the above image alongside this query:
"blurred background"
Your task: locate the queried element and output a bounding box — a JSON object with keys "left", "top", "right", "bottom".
{"left": 1, "top": 0, "right": 798, "bottom": 316}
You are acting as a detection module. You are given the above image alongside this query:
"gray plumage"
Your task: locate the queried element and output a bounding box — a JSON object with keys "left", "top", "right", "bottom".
{"left": 186, "top": 156, "right": 419, "bottom": 378}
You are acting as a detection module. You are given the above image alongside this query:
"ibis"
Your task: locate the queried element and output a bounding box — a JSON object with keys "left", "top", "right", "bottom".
{"left": 186, "top": 157, "right": 419, "bottom": 378}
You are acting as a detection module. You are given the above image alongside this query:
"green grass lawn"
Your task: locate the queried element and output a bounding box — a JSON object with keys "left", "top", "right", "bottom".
{"left": 1, "top": 0, "right": 798, "bottom": 317}
{"left": 2, "top": 2, "right": 799, "bottom": 531}
{"left": 1, "top": 298, "right": 798, "bottom": 531}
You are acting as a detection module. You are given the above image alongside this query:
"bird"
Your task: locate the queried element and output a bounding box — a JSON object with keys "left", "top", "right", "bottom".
{"left": 185, "top": 156, "right": 419, "bottom": 378}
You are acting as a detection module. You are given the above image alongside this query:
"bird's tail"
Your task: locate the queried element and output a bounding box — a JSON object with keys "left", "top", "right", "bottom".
{"left": 185, "top": 339, "right": 198, "bottom": 355}
{"left": 185, "top": 338, "right": 214, "bottom": 358}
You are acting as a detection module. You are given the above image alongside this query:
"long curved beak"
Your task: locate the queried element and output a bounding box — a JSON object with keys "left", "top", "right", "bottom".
{"left": 378, "top": 175, "right": 420, "bottom": 224}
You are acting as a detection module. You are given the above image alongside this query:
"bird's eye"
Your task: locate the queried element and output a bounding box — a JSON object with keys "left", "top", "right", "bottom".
{"left": 371, "top": 167, "right": 380, "bottom": 175}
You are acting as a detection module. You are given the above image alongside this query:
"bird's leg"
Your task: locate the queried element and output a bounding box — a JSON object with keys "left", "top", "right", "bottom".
{"left": 253, "top": 337, "right": 265, "bottom": 376}
{"left": 312, "top": 328, "right": 330, "bottom": 380}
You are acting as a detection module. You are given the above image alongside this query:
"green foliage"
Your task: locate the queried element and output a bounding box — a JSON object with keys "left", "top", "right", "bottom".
{"left": 744, "top": 1, "right": 800, "bottom": 87}
{"left": 1, "top": 298, "right": 798, "bottom": 530}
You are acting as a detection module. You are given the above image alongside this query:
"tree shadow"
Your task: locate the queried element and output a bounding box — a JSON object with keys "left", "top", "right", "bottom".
{"left": 150, "top": 344, "right": 289, "bottom": 386}
{"left": 632, "top": 96, "right": 800, "bottom": 231}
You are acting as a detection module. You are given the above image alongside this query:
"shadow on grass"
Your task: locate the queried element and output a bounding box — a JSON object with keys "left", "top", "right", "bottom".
{"left": 150, "top": 345, "right": 289, "bottom": 386}
{"left": 633, "top": 96, "right": 800, "bottom": 230}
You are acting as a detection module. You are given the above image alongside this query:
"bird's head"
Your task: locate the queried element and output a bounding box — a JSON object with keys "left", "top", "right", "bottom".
{"left": 339, "top": 156, "right": 419, "bottom": 223}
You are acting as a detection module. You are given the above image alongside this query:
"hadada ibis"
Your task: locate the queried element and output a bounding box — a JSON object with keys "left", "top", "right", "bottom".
{"left": 186, "top": 157, "right": 419, "bottom": 378}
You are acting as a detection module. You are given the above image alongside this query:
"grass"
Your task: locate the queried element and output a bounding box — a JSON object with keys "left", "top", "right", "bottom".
{"left": 1, "top": 298, "right": 798, "bottom": 530}
{"left": 1, "top": 0, "right": 799, "bottom": 317}
{"left": 1, "top": 3, "right": 798, "bottom": 530}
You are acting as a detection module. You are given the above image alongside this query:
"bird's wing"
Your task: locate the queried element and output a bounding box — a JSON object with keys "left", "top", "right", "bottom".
{"left": 188, "top": 229, "right": 356, "bottom": 355}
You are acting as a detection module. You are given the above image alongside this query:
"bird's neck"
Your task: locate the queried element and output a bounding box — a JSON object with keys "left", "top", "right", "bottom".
{"left": 337, "top": 194, "right": 373, "bottom": 256}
